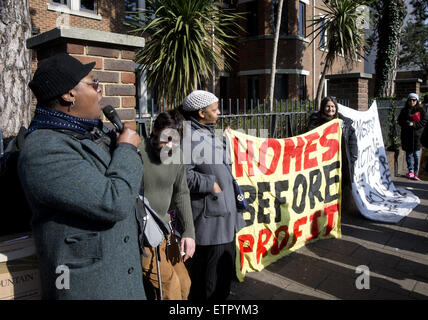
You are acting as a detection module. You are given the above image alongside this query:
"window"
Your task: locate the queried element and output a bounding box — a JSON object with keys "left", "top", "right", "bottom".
{"left": 80, "top": 0, "right": 96, "bottom": 13}
{"left": 273, "top": 0, "right": 288, "bottom": 35}
{"left": 52, "top": 0, "right": 68, "bottom": 6}
{"left": 319, "top": 19, "right": 327, "bottom": 48}
{"left": 298, "top": 1, "right": 306, "bottom": 37}
{"left": 50, "top": 0, "right": 98, "bottom": 15}
{"left": 299, "top": 75, "right": 307, "bottom": 101}
{"left": 125, "top": 0, "right": 146, "bottom": 21}
{"left": 245, "top": 1, "right": 258, "bottom": 37}
{"left": 247, "top": 76, "right": 259, "bottom": 102}
{"left": 274, "top": 75, "right": 289, "bottom": 100}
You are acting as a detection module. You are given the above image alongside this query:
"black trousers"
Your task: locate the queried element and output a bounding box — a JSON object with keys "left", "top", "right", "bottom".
{"left": 185, "top": 241, "right": 235, "bottom": 302}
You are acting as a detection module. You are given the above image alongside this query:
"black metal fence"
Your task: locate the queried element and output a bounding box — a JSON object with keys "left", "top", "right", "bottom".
{"left": 136, "top": 98, "right": 405, "bottom": 147}
{"left": 371, "top": 99, "right": 405, "bottom": 149}
{"left": 137, "top": 98, "right": 350, "bottom": 139}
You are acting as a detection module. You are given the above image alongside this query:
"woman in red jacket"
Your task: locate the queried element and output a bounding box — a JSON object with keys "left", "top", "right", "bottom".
{"left": 397, "top": 93, "right": 427, "bottom": 180}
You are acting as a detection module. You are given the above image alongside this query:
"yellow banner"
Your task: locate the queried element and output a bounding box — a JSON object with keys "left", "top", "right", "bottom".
{"left": 226, "top": 120, "right": 343, "bottom": 281}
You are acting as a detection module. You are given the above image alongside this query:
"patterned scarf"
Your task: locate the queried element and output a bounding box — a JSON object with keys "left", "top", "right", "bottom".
{"left": 27, "top": 106, "right": 101, "bottom": 136}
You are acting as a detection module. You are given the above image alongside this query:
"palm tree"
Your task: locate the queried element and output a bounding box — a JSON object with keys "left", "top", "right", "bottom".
{"left": 126, "top": 0, "right": 243, "bottom": 105}
{"left": 310, "top": 0, "right": 370, "bottom": 109}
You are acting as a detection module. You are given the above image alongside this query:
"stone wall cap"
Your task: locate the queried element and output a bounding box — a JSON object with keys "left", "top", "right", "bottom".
{"left": 325, "top": 72, "right": 373, "bottom": 80}
{"left": 27, "top": 27, "right": 145, "bottom": 49}
{"left": 394, "top": 78, "right": 423, "bottom": 83}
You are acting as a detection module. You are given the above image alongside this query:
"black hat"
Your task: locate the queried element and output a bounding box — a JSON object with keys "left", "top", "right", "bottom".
{"left": 29, "top": 53, "right": 96, "bottom": 102}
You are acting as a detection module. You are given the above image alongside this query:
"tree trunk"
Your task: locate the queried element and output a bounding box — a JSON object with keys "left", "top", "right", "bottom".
{"left": 387, "top": 30, "right": 402, "bottom": 97}
{"left": 373, "top": 0, "right": 406, "bottom": 97}
{"left": 0, "top": 0, "right": 32, "bottom": 140}
{"left": 268, "top": 0, "right": 284, "bottom": 112}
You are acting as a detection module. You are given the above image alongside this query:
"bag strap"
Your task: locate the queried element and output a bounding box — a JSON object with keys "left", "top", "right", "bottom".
{"left": 223, "top": 159, "right": 238, "bottom": 183}
{"left": 139, "top": 176, "right": 171, "bottom": 236}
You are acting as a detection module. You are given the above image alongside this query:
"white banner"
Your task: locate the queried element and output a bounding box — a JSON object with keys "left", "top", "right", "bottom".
{"left": 339, "top": 101, "right": 420, "bottom": 223}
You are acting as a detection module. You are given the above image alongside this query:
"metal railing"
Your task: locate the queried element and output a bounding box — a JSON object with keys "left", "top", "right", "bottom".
{"left": 136, "top": 98, "right": 350, "bottom": 139}
{"left": 371, "top": 99, "right": 405, "bottom": 149}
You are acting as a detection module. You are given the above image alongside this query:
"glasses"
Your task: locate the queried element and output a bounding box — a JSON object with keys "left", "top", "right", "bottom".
{"left": 80, "top": 79, "right": 99, "bottom": 90}
{"left": 408, "top": 98, "right": 417, "bottom": 101}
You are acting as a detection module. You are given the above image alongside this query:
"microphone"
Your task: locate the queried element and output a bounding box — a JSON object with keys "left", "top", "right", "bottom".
{"left": 102, "top": 105, "right": 124, "bottom": 133}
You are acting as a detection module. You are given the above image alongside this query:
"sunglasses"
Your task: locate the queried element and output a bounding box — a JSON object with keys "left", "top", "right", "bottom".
{"left": 408, "top": 98, "right": 417, "bottom": 101}
{"left": 80, "top": 79, "right": 100, "bottom": 90}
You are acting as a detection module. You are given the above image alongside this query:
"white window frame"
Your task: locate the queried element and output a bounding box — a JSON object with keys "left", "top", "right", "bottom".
{"left": 48, "top": 0, "right": 101, "bottom": 20}
{"left": 319, "top": 18, "right": 328, "bottom": 50}
{"left": 298, "top": 1, "right": 306, "bottom": 37}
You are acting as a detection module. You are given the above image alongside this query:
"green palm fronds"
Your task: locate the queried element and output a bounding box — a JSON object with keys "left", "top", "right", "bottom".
{"left": 126, "top": 0, "right": 243, "bottom": 105}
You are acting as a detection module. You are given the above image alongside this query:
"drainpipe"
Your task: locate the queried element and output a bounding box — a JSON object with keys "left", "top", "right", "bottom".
{"left": 312, "top": 0, "right": 316, "bottom": 103}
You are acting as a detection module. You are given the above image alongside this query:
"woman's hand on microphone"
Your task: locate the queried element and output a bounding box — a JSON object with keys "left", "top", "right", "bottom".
{"left": 117, "top": 122, "right": 141, "bottom": 148}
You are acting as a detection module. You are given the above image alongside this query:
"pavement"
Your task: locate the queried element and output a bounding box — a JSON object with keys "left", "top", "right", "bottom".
{"left": 229, "top": 175, "right": 428, "bottom": 300}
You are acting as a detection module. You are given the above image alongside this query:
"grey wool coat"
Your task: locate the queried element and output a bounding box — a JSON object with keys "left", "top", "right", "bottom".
{"left": 184, "top": 118, "right": 246, "bottom": 245}
{"left": 18, "top": 129, "right": 146, "bottom": 300}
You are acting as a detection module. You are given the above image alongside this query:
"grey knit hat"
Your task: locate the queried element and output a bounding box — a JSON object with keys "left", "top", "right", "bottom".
{"left": 408, "top": 93, "right": 419, "bottom": 101}
{"left": 182, "top": 90, "right": 219, "bottom": 111}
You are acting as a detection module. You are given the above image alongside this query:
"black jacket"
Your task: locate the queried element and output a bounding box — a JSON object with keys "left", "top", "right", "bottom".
{"left": 397, "top": 106, "right": 427, "bottom": 152}
{"left": 307, "top": 111, "right": 358, "bottom": 166}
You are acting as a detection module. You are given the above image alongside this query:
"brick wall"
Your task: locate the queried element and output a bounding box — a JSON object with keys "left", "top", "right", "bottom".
{"left": 29, "top": 0, "right": 126, "bottom": 34}
{"left": 326, "top": 74, "right": 371, "bottom": 111}
{"left": 395, "top": 79, "right": 422, "bottom": 100}
{"left": 232, "top": 0, "right": 365, "bottom": 102}
{"left": 32, "top": 40, "right": 137, "bottom": 123}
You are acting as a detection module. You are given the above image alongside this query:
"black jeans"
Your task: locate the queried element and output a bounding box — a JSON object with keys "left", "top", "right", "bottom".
{"left": 185, "top": 241, "right": 235, "bottom": 301}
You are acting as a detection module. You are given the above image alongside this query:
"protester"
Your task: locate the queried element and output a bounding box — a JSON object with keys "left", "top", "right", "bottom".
{"left": 18, "top": 53, "right": 146, "bottom": 299}
{"left": 138, "top": 110, "right": 195, "bottom": 300}
{"left": 308, "top": 96, "right": 358, "bottom": 167}
{"left": 307, "top": 96, "right": 358, "bottom": 213}
{"left": 397, "top": 93, "right": 427, "bottom": 180}
{"left": 176, "top": 90, "right": 246, "bottom": 301}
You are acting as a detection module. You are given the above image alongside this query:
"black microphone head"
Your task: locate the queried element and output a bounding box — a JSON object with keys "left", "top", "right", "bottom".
{"left": 102, "top": 105, "right": 115, "bottom": 117}
{"left": 102, "top": 105, "right": 124, "bottom": 132}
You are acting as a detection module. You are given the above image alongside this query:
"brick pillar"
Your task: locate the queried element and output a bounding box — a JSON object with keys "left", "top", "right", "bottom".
{"left": 26, "top": 27, "right": 145, "bottom": 126}
{"left": 394, "top": 78, "right": 422, "bottom": 100}
{"left": 326, "top": 73, "right": 372, "bottom": 110}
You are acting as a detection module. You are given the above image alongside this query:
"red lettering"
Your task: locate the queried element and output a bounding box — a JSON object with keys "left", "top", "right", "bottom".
{"left": 258, "top": 139, "right": 281, "bottom": 175}
{"left": 320, "top": 122, "right": 339, "bottom": 162}
{"left": 238, "top": 234, "right": 255, "bottom": 270}
{"left": 306, "top": 210, "right": 321, "bottom": 241}
{"left": 234, "top": 137, "right": 255, "bottom": 178}
{"left": 271, "top": 225, "right": 290, "bottom": 255}
{"left": 282, "top": 137, "right": 305, "bottom": 174}
{"left": 256, "top": 228, "right": 272, "bottom": 264}
{"left": 304, "top": 132, "right": 320, "bottom": 170}
{"left": 324, "top": 203, "right": 338, "bottom": 236}
{"left": 289, "top": 216, "right": 308, "bottom": 249}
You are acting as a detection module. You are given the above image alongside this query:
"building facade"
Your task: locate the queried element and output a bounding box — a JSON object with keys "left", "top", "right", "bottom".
{"left": 28, "top": 0, "right": 373, "bottom": 115}
{"left": 219, "top": 0, "right": 368, "bottom": 108}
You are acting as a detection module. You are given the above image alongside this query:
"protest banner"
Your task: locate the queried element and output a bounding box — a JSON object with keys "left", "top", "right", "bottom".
{"left": 225, "top": 120, "right": 342, "bottom": 281}
{"left": 338, "top": 101, "right": 420, "bottom": 223}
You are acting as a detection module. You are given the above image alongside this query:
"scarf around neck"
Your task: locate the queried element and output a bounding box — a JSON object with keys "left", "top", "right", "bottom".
{"left": 27, "top": 106, "right": 101, "bottom": 136}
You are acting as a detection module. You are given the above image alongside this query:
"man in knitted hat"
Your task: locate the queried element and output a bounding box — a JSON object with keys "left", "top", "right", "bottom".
{"left": 177, "top": 90, "right": 246, "bottom": 301}
{"left": 18, "top": 53, "right": 146, "bottom": 299}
